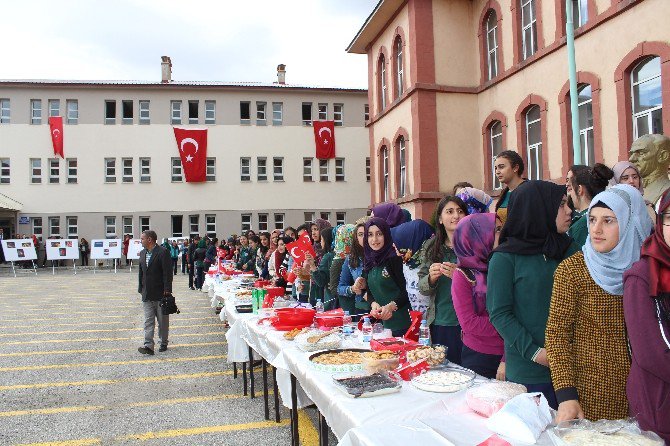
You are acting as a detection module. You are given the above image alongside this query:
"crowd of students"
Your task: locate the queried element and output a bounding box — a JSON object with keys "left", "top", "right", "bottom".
{"left": 177, "top": 150, "right": 668, "bottom": 442}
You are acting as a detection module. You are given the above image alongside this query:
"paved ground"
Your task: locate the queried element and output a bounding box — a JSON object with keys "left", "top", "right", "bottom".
{"left": 0, "top": 266, "right": 332, "bottom": 445}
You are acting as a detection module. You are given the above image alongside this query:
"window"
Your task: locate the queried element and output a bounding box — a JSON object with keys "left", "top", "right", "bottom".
{"left": 241, "top": 214, "right": 252, "bottom": 232}
{"left": 258, "top": 213, "right": 269, "bottom": 231}
{"left": 240, "top": 101, "right": 251, "bottom": 124}
{"left": 571, "top": 0, "right": 588, "bottom": 28}
{"left": 303, "top": 158, "right": 313, "bottom": 181}
{"left": 105, "top": 216, "right": 116, "bottom": 237}
{"left": 521, "top": 0, "right": 538, "bottom": 60}
{"left": 49, "top": 158, "right": 59, "bottom": 184}
{"left": 398, "top": 137, "right": 406, "bottom": 197}
{"left": 274, "top": 213, "right": 285, "bottom": 230}
{"left": 304, "top": 212, "right": 315, "bottom": 224}
{"left": 366, "top": 157, "right": 371, "bottom": 182}
{"left": 0, "top": 99, "right": 9, "bottom": 123}
{"left": 66, "top": 100, "right": 78, "bottom": 124}
{"left": 240, "top": 157, "right": 251, "bottom": 182}
{"left": 171, "top": 216, "right": 183, "bottom": 240}
{"left": 32, "top": 217, "right": 43, "bottom": 240}
{"left": 256, "top": 102, "right": 267, "bottom": 125}
{"left": 334, "top": 104, "right": 343, "bottom": 127}
{"left": 139, "top": 100, "right": 150, "bottom": 124}
{"left": 123, "top": 216, "right": 133, "bottom": 237}
{"left": 0, "top": 158, "right": 9, "bottom": 184}
{"left": 632, "top": 57, "right": 663, "bottom": 139}
{"left": 486, "top": 11, "right": 499, "bottom": 80}
{"left": 105, "top": 158, "right": 116, "bottom": 183}
{"left": 31, "top": 99, "right": 42, "bottom": 124}
{"left": 394, "top": 37, "right": 404, "bottom": 98}
{"left": 273, "top": 157, "right": 284, "bottom": 181}
{"left": 171, "top": 100, "right": 182, "bottom": 125}
{"left": 189, "top": 215, "right": 199, "bottom": 235}
{"left": 257, "top": 157, "right": 267, "bottom": 181}
{"left": 122, "top": 100, "right": 133, "bottom": 124}
{"left": 139, "top": 216, "right": 150, "bottom": 233}
{"left": 30, "top": 158, "right": 41, "bottom": 184}
{"left": 335, "top": 158, "right": 345, "bottom": 182}
{"left": 318, "top": 103, "right": 328, "bottom": 121}
{"left": 525, "top": 105, "right": 543, "bottom": 180}
{"left": 66, "top": 217, "right": 78, "bottom": 238}
{"left": 382, "top": 147, "right": 389, "bottom": 201}
{"left": 139, "top": 157, "right": 151, "bottom": 183}
{"left": 205, "top": 100, "right": 216, "bottom": 124}
{"left": 379, "top": 55, "right": 387, "bottom": 110}
{"left": 272, "top": 102, "right": 283, "bottom": 125}
{"left": 577, "top": 84, "right": 595, "bottom": 166}
{"left": 188, "top": 100, "right": 199, "bottom": 124}
{"left": 49, "top": 99, "right": 60, "bottom": 117}
{"left": 205, "top": 214, "right": 216, "bottom": 235}
{"left": 105, "top": 100, "right": 116, "bottom": 125}
{"left": 66, "top": 158, "right": 77, "bottom": 184}
{"left": 49, "top": 216, "right": 60, "bottom": 237}
{"left": 364, "top": 104, "right": 369, "bottom": 122}
{"left": 319, "top": 159, "right": 329, "bottom": 182}
{"left": 336, "top": 212, "right": 346, "bottom": 226}
{"left": 302, "top": 102, "right": 312, "bottom": 126}
{"left": 122, "top": 158, "right": 133, "bottom": 183}
{"left": 320, "top": 212, "right": 330, "bottom": 221}
{"left": 206, "top": 157, "right": 216, "bottom": 182}
{"left": 489, "top": 121, "right": 504, "bottom": 189}
{"left": 171, "top": 157, "right": 183, "bottom": 182}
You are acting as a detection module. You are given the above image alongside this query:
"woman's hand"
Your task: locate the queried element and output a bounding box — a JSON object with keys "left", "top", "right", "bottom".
{"left": 370, "top": 301, "right": 382, "bottom": 319}
{"left": 428, "top": 263, "right": 443, "bottom": 285}
{"left": 440, "top": 262, "right": 457, "bottom": 279}
{"left": 555, "top": 400, "right": 585, "bottom": 423}
{"left": 378, "top": 303, "right": 396, "bottom": 320}
{"left": 534, "top": 348, "right": 550, "bottom": 367}
{"left": 496, "top": 362, "right": 506, "bottom": 381}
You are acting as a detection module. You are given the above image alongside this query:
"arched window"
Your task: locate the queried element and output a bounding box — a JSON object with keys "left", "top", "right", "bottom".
{"left": 486, "top": 11, "right": 499, "bottom": 80}
{"left": 397, "top": 136, "right": 406, "bottom": 197}
{"left": 632, "top": 57, "right": 663, "bottom": 138}
{"left": 577, "top": 84, "right": 595, "bottom": 166}
{"left": 525, "top": 105, "right": 542, "bottom": 180}
{"left": 571, "top": 0, "right": 588, "bottom": 28}
{"left": 489, "top": 120, "right": 503, "bottom": 188}
{"left": 381, "top": 146, "right": 389, "bottom": 201}
{"left": 379, "top": 55, "right": 387, "bottom": 111}
{"left": 521, "top": 0, "right": 538, "bottom": 60}
{"left": 394, "top": 37, "right": 404, "bottom": 98}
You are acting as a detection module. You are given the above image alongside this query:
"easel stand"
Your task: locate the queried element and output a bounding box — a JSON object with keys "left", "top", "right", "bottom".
{"left": 94, "top": 258, "right": 117, "bottom": 274}
{"left": 9, "top": 261, "right": 37, "bottom": 278}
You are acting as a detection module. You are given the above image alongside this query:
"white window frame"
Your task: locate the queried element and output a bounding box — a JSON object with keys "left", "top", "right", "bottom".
{"left": 171, "top": 100, "right": 182, "bottom": 125}
{"left": 121, "top": 100, "right": 133, "bottom": 125}
{"left": 577, "top": 84, "right": 595, "bottom": 166}
{"left": 318, "top": 103, "right": 328, "bottom": 121}
{"left": 105, "top": 158, "right": 116, "bottom": 183}
{"left": 489, "top": 121, "right": 504, "bottom": 189}
{"left": 31, "top": 99, "right": 42, "bottom": 125}
{"left": 336, "top": 212, "right": 346, "bottom": 226}
{"left": 104, "top": 216, "right": 116, "bottom": 238}
{"left": 0, "top": 99, "right": 10, "bottom": 123}
{"left": 0, "top": 158, "right": 10, "bottom": 184}
{"left": 48, "top": 99, "right": 60, "bottom": 117}
{"left": 66, "top": 100, "right": 78, "bottom": 124}
{"left": 521, "top": 0, "right": 538, "bottom": 60}
{"left": 302, "top": 102, "right": 312, "bottom": 126}
{"left": 171, "top": 157, "right": 183, "bottom": 182}
{"left": 273, "top": 157, "right": 284, "bottom": 181}
{"left": 398, "top": 137, "right": 406, "bottom": 197}
{"left": 139, "top": 157, "right": 151, "bottom": 183}
{"left": 205, "top": 100, "right": 216, "bottom": 124}
{"left": 122, "top": 216, "right": 133, "bottom": 237}
{"left": 139, "top": 216, "right": 150, "bottom": 233}
{"left": 334, "top": 103, "right": 344, "bottom": 127}
{"left": 240, "top": 101, "right": 251, "bottom": 124}
{"left": 395, "top": 37, "right": 404, "bottom": 97}
{"left": 274, "top": 213, "right": 285, "bottom": 230}
{"left": 525, "top": 106, "right": 543, "bottom": 181}
{"left": 189, "top": 215, "right": 199, "bottom": 235}
{"left": 240, "top": 157, "right": 251, "bottom": 182}
{"left": 335, "top": 158, "right": 345, "bottom": 182}
{"left": 241, "top": 214, "right": 252, "bottom": 232}
{"left": 32, "top": 217, "right": 43, "bottom": 240}
{"left": 258, "top": 213, "right": 269, "bottom": 231}
{"left": 49, "top": 158, "right": 60, "bottom": 184}
{"left": 256, "top": 101, "right": 267, "bottom": 125}
{"left": 382, "top": 148, "right": 389, "bottom": 201}
{"left": 303, "top": 158, "right": 313, "bottom": 182}
{"left": 49, "top": 216, "right": 60, "bottom": 237}
{"left": 122, "top": 158, "right": 133, "bottom": 183}
{"left": 66, "top": 158, "right": 77, "bottom": 184}
{"left": 319, "top": 159, "right": 329, "bottom": 182}
{"left": 571, "top": 0, "right": 588, "bottom": 28}
{"left": 272, "top": 102, "right": 283, "bottom": 126}
{"left": 105, "top": 100, "right": 116, "bottom": 125}
{"left": 30, "top": 158, "right": 42, "bottom": 184}
{"left": 380, "top": 56, "right": 387, "bottom": 109}
{"left": 364, "top": 104, "right": 369, "bottom": 122}
{"left": 205, "top": 214, "right": 216, "bottom": 235}
{"left": 66, "top": 216, "right": 78, "bottom": 238}
{"left": 257, "top": 157, "right": 267, "bottom": 181}
{"left": 632, "top": 57, "right": 663, "bottom": 139}
{"left": 206, "top": 157, "right": 216, "bottom": 182}
{"left": 486, "top": 11, "right": 499, "bottom": 80}
{"left": 304, "top": 212, "right": 315, "bottom": 224}
{"left": 188, "top": 100, "right": 199, "bottom": 124}
{"left": 320, "top": 212, "right": 330, "bottom": 221}
{"left": 366, "top": 157, "right": 371, "bottom": 182}
{"left": 139, "top": 100, "right": 150, "bottom": 124}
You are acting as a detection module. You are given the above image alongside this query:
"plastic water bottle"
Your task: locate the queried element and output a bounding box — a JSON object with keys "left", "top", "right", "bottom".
{"left": 361, "top": 317, "right": 373, "bottom": 343}
{"left": 418, "top": 319, "right": 431, "bottom": 346}
{"left": 342, "top": 311, "right": 353, "bottom": 338}
{"left": 315, "top": 299, "right": 324, "bottom": 313}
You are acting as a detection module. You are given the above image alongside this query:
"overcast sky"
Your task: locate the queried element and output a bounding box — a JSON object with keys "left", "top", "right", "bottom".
{"left": 1, "top": 0, "right": 378, "bottom": 88}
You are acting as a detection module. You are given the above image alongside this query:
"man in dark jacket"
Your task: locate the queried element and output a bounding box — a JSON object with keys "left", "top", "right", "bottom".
{"left": 187, "top": 235, "right": 200, "bottom": 290}
{"left": 138, "top": 230, "right": 173, "bottom": 355}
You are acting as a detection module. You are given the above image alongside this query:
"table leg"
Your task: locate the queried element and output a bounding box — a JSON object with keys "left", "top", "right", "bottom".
{"left": 291, "top": 374, "right": 299, "bottom": 446}
{"left": 233, "top": 362, "right": 238, "bottom": 379}
{"left": 262, "top": 359, "right": 270, "bottom": 420}
{"left": 272, "top": 366, "right": 281, "bottom": 423}
{"left": 242, "top": 362, "right": 248, "bottom": 396}
{"left": 319, "top": 411, "right": 329, "bottom": 446}
{"left": 248, "top": 346, "right": 255, "bottom": 399}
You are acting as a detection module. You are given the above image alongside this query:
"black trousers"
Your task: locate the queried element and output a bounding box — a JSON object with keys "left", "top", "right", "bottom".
{"left": 172, "top": 258, "right": 178, "bottom": 275}
{"left": 188, "top": 263, "right": 195, "bottom": 288}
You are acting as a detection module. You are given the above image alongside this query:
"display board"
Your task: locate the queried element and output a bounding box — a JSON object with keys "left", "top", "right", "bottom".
{"left": 90, "top": 239, "right": 122, "bottom": 259}
{"left": 1, "top": 239, "right": 38, "bottom": 261}
{"left": 46, "top": 239, "right": 80, "bottom": 260}
{"left": 127, "top": 239, "right": 144, "bottom": 260}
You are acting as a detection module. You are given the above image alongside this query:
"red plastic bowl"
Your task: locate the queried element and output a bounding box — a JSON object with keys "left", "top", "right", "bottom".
{"left": 275, "top": 308, "right": 316, "bottom": 326}
{"left": 264, "top": 286, "right": 284, "bottom": 298}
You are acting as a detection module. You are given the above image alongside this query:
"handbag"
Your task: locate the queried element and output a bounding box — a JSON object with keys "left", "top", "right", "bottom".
{"left": 160, "top": 294, "right": 180, "bottom": 315}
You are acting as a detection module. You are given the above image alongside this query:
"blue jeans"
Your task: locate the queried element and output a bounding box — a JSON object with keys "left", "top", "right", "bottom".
{"left": 461, "top": 344, "right": 502, "bottom": 379}
{"left": 195, "top": 266, "right": 204, "bottom": 289}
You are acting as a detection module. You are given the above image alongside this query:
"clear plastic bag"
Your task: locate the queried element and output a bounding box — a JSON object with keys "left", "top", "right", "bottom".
{"left": 465, "top": 381, "right": 527, "bottom": 417}
{"left": 549, "top": 418, "right": 664, "bottom": 446}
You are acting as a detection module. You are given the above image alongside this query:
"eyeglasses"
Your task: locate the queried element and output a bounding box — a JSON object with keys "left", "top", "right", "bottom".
{"left": 662, "top": 212, "right": 670, "bottom": 227}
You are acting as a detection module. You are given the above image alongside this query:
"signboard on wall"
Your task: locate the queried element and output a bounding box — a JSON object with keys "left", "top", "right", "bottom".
{"left": 90, "top": 239, "right": 122, "bottom": 259}
{"left": 18, "top": 216, "right": 30, "bottom": 224}
{"left": 46, "top": 239, "right": 80, "bottom": 260}
{"left": 127, "top": 239, "right": 144, "bottom": 260}
{"left": 1, "top": 239, "right": 38, "bottom": 261}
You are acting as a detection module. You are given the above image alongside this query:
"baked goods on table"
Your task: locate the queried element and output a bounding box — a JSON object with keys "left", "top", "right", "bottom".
{"left": 309, "top": 349, "right": 368, "bottom": 373}
{"left": 406, "top": 345, "right": 446, "bottom": 366}
{"left": 333, "top": 372, "right": 401, "bottom": 398}
{"left": 361, "top": 350, "right": 400, "bottom": 373}
{"left": 283, "top": 328, "right": 304, "bottom": 340}
{"left": 295, "top": 329, "right": 342, "bottom": 352}
{"left": 552, "top": 420, "right": 664, "bottom": 446}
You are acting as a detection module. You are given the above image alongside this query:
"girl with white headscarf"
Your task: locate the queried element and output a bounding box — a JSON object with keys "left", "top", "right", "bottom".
{"left": 546, "top": 184, "right": 653, "bottom": 423}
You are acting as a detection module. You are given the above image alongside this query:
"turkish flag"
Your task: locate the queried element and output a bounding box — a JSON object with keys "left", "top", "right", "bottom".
{"left": 49, "top": 117, "right": 64, "bottom": 158}
{"left": 286, "top": 238, "right": 316, "bottom": 265}
{"left": 173, "top": 127, "right": 207, "bottom": 182}
{"left": 300, "top": 231, "right": 312, "bottom": 245}
{"left": 313, "top": 120, "right": 335, "bottom": 159}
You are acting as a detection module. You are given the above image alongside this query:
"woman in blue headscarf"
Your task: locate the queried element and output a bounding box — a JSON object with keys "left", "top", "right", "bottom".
{"left": 546, "top": 184, "right": 653, "bottom": 423}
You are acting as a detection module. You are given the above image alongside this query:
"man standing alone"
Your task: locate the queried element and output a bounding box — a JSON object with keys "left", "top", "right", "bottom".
{"left": 138, "top": 230, "right": 173, "bottom": 355}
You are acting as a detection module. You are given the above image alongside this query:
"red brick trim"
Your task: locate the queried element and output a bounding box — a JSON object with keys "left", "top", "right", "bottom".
{"left": 481, "top": 111, "right": 509, "bottom": 190}
{"left": 376, "top": 46, "right": 389, "bottom": 114}
{"left": 554, "top": 0, "right": 599, "bottom": 41}
{"left": 376, "top": 138, "right": 391, "bottom": 202}
{"left": 392, "top": 127, "right": 410, "bottom": 198}
{"left": 515, "top": 94, "right": 550, "bottom": 180}
{"left": 408, "top": 0, "right": 435, "bottom": 84}
{"left": 614, "top": 41, "right": 670, "bottom": 160}
{"left": 478, "top": 0, "right": 505, "bottom": 85}
{"left": 558, "top": 72, "right": 603, "bottom": 173}
{"left": 391, "top": 27, "right": 407, "bottom": 101}
{"left": 511, "top": 0, "right": 545, "bottom": 66}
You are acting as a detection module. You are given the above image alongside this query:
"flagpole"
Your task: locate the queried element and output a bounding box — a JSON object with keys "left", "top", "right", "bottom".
{"left": 566, "top": 0, "right": 582, "bottom": 165}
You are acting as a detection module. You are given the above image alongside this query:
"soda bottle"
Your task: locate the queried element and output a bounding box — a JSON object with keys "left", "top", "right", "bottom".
{"left": 315, "top": 299, "right": 324, "bottom": 313}
{"left": 361, "top": 317, "right": 373, "bottom": 343}
{"left": 418, "top": 319, "right": 431, "bottom": 346}
{"left": 342, "top": 311, "right": 353, "bottom": 338}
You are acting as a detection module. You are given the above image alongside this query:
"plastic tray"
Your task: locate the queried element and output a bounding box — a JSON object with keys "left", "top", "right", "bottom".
{"left": 332, "top": 372, "right": 402, "bottom": 398}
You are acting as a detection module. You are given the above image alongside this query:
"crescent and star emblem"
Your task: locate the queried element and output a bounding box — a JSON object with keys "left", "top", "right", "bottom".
{"left": 180, "top": 137, "right": 199, "bottom": 163}
{"left": 52, "top": 129, "right": 61, "bottom": 138}
{"left": 290, "top": 247, "right": 300, "bottom": 258}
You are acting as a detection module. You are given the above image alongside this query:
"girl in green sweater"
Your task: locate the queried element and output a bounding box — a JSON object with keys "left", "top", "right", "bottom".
{"left": 304, "top": 227, "right": 336, "bottom": 309}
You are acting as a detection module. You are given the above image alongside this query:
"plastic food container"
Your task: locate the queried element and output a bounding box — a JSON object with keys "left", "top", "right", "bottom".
{"left": 550, "top": 419, "right": 665, "bottom": 446}
{"left": 411, "top": 368, "right": 476, "bottom": 393}
{"left": 308, "top": 348, "right": 368, "bottom": 373}
{"left": 332, "top": 371, "right": 402, "bottom": 398}
{"left": 296, "top": 330, "right": 343, "bottom": 352}
{"left": 361, "top": 351, "right": 400, "bottom": 373}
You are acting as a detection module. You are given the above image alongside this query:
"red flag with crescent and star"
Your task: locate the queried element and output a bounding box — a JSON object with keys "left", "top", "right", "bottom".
{"left": 285, "top": 238, "right": 316, "bottom": 266}
{"left": 48, "top": 116, "right": 64, "bottom": 158}
{"left": 173, "top": 127, "right": 208, "bottom": 182}
{"left": 313, "top": 120, "right": 335, "bottom": 159}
